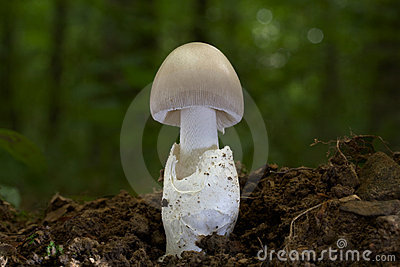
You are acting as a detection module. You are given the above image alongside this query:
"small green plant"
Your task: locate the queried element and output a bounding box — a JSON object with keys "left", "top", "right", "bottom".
{"left": 46, "top": 241, "right": 63, "bottom": 257}
{"left": 57, "top": 244, "right": 64, "bottom": 255}
{"left": 28, "top": 233, "right": 37, "bottom": 245}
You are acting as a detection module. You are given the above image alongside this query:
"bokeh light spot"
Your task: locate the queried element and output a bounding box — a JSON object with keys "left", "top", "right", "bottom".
{"left": 269, "top": 52, "right": 287, "bottom": 68}
{"left": 252, "top": 22, "right": 280, "bottom": 49}
{"left": 307, "top": 28, "right": 324, "bottom": 44}
{"left": 256, "top": 8, "right": 273, "bottom": 25}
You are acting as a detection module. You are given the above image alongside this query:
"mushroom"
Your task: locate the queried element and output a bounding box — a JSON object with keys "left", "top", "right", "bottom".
{"left": 150, "top": 42, "right": 243, "bottom": 256}
{"left": 150, "top": 42, "right": 243, "bottom": 179}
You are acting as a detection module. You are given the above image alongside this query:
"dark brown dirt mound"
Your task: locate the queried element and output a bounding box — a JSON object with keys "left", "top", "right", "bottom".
{"left": 1, "top": 135, "right": 399, "bottom": 266}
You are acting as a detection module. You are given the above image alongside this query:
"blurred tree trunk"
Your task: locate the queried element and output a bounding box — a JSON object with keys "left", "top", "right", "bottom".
{"left": 97, "top": 0, "right": 157, "bottom": 96}
{"left": 48, "top": 0, "right": 68, "bottom": 139}
{"left": 321, "top": 43, "right": 339, "bottom": 135}
{"left": 88, "top": 0, "right": 159, "bottom": 168}
{"left": 368, "top": 1, "right": 400, "bottom": 143}
{"left": 193, "top": 0, "right": 207, "bottom": 41}
{"left": 221, "top": 1, "right": 239, "bottom": 64}
{"left": 318, "top": 3, "right": 340, "bottom": 138}
{"left": 133, "top": 0, "right": 157, "bottom": 79}
{"left": 0, "top": 1, "right": 18, "bottom": 129}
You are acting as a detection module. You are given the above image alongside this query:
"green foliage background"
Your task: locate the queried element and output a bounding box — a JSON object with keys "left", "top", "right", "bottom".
{"left": 0, "top": 0, "right": 399, "bottom": 209}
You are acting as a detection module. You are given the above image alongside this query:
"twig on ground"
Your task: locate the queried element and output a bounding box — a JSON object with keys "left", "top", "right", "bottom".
{"left": 288, "top": 203, "right": 323, "bottom": 242}
{"left": 335, "top": 139, "right": 359, "bottom": 180}
{"left": 310, "top": 138, "right": 336, "bottom": 147}
{"left": 285, "top": 194, "right": 360, "bottom": 252}
{"left": 350, "top": 133, "right": 394, "bottom": 154}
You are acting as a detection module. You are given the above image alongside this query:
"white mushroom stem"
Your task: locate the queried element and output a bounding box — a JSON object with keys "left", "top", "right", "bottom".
{"left": 177, "top": 106, "right": 218, "bottom": 179}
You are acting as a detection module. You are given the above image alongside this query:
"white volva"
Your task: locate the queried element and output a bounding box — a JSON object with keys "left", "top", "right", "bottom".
{"left": 162, "top": 144, "right": 240, "bottom": 256}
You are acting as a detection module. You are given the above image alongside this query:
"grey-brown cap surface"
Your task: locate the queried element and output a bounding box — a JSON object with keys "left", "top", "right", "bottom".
{"left": 150, "top": 42, "right": 243, "bottom": 132}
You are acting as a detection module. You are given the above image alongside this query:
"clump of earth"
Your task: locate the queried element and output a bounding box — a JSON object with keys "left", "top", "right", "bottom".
{"left": 1, "top": 135, "right": 399, "bottom": 266}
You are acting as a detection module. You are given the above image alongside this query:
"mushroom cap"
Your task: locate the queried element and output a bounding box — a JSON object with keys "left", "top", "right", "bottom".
{"left": 150, "top": 42, "right": 243, "bottom": 132}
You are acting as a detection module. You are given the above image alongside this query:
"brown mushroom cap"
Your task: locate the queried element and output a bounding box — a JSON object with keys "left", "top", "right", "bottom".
{"left": 150, "top": 42, "right": 243, "bottom": 132}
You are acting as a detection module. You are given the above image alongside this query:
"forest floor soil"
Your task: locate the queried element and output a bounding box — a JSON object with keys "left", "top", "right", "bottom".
{"left": 1, "top": 135, "right": 399, "bottom": 266}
